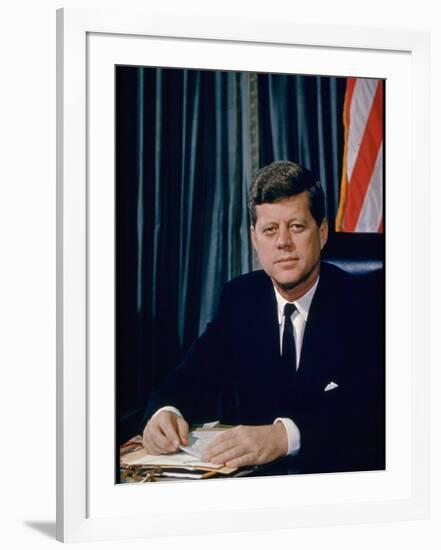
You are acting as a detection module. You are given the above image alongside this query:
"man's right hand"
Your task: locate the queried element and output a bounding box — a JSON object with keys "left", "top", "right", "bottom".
{"left": 142, "top": 410, "right": 189, "bottom": 455}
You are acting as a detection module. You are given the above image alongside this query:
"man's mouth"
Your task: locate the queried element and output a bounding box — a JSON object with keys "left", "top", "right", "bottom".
{"left": 275, "top": 257, "right": 298, "bottom": 264}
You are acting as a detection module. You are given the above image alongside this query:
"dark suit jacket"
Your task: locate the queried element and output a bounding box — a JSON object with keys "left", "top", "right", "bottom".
{"left": 143, "top": 262, "right": 385, "bottom": 474}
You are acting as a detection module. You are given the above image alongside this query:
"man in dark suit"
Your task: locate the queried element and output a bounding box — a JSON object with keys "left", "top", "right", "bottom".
{"left": 141, "top": 160, "right": 385, "bottom": 474}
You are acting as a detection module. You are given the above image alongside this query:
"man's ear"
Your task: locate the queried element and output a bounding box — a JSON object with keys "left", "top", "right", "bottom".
{"left": 319, "top": 218, "right": 329, "bottom": 250}
{"left": 250, "top": 225, "right": 257, "bottom": 251}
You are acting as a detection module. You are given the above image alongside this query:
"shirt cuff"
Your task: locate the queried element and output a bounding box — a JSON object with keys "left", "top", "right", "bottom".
{"left": 273, "top": 417, "right": 301, "bottom": 455}
{"left": 152, "top": 406, "right": 183, "bottom": 419}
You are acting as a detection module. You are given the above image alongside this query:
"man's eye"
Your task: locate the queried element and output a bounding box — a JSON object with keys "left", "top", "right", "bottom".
{"left": 263, "top": 226, "right": 277, "bottom": 234}
{"left": 290, "top": 224, "right": 304, "bottom": 232}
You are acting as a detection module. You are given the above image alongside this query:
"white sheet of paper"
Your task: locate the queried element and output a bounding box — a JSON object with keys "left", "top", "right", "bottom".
{"left": 179, "top": 429, "right": 226, "bottom": 458}
{"left": 125, "top": 450, "right": 221, "bottom": 469}
{"left": 123, "top": 429, "right": 226, "bottom": 467}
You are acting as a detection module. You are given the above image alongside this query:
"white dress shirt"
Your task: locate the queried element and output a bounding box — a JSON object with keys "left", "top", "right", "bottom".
{"left": 272, "top": 277, "right": 319, "bottom": 454}
{"left": 153, "top": 277, "right": 320, "bottom": 457}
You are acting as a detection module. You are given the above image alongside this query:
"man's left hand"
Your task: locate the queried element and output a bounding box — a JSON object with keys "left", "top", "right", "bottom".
{"left": 201, "top": 423, "right": 288, "bottom": 468}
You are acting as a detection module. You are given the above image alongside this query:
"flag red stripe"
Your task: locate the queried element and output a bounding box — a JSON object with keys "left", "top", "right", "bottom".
{"left": 343, "top": 81, "right": 383, "bottom": 231}
{"left": 345, "top": 78, "right": 356, "bottom": 129}
{"left": 335, "top": 78, "right": 357, "bottom": 231}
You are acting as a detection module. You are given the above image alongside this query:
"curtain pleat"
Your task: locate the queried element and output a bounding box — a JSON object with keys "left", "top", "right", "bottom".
{"left": 136, "top": 67, "right": 145, "bottom": 313}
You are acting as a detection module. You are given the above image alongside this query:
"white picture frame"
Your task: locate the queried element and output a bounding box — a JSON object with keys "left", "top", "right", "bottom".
{"left": 56, "top": 7, "right": 430, "bottom": 543}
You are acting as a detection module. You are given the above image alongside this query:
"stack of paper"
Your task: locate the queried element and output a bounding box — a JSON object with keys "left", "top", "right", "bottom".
{"left": 121, "top": 427, "right": 237, "bottom": 480}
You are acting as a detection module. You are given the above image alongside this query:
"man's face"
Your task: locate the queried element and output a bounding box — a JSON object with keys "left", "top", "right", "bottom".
{"left": 251, "top": 192, "right": 328, "bottom": 299}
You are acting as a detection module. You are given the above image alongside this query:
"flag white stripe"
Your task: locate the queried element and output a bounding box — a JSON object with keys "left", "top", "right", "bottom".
{"left": 346, "top": 79, "right": 378, "bottom": 181}
{"left": 355, "top": 144, "right": 383, "bottom": 232}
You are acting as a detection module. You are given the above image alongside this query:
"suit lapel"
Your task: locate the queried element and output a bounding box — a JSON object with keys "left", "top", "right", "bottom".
{"left": 245, "top": 272, "right": 280, "bottom": 373}
{"left": 297, "top": 266, "right": 340, "bottom": 393}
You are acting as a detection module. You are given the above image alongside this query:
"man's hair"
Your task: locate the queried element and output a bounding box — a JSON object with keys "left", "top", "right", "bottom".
{"left": 248, "top": 160, "right": 326, "bottom": 227}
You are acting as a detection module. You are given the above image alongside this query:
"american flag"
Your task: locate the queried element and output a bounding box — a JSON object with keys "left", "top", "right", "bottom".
{"left": 336, "top": 78, "right": 384, "bottom": 233}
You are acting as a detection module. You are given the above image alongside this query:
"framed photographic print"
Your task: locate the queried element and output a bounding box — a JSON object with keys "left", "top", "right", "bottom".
{"left": 115, "top": 65, "right": 385, "bottom": 482}
{"left": 56, "top": 7, "right": 430, "bottom": 542}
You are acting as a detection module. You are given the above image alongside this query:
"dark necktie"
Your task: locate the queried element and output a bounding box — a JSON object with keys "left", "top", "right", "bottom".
{"left": 282, "top": 303, "right": 297, "bottom": 370}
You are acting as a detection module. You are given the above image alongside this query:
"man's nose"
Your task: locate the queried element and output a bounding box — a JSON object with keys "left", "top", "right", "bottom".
{"left": 276, "top": 225, "right": 294, "bottom": 249}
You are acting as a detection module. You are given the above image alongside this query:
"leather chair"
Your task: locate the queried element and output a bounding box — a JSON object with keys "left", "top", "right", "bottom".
{"left": 322, "top": 232, "right": 384, "bottom": 276}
